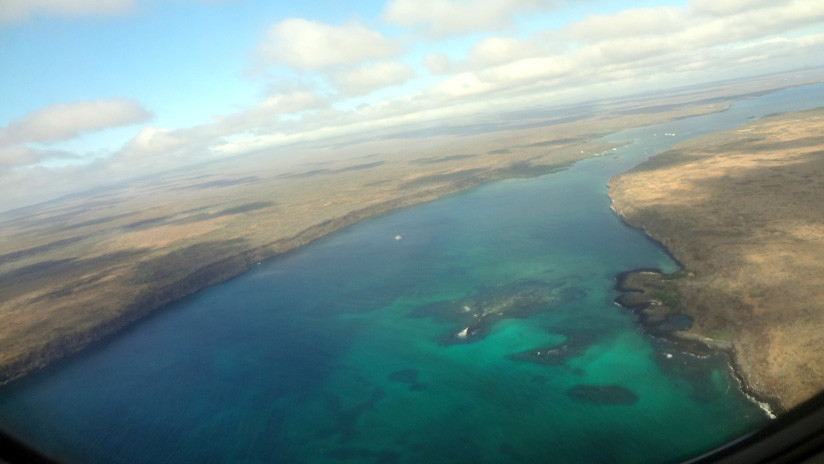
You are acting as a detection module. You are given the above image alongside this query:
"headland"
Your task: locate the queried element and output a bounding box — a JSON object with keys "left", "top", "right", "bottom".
{"left": 609, "top": 107, "right": 824, "bottom": 411}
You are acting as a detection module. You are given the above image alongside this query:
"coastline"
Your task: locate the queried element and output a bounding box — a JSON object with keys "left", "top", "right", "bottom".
{"left": 612, "top": 266, "right": 784, "bottom": 417}
{"left": 608, "top": 176, "right": 783, "bottom": 416}
{"left": 607, "top": 106, "right": 824, "bottom": 412}
{"left": 2, "top": 78, "right": 820, "bottom": 394}
{"left": 0, "top": 161, "right": 577, "bottom": 386}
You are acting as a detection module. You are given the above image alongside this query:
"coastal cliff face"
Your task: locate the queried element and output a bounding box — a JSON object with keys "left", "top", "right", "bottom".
{"left": 608, "top": 107, "right": 824, "bottom": 410}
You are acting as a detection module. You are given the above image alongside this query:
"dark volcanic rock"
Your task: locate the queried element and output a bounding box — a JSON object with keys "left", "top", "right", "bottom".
{"left": 410, "top": 279, "right": 580, "bottom": 346}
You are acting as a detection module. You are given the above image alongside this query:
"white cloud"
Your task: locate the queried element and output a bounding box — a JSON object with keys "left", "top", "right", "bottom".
{"left": 686, "top": 0, "right": 824, "bottom": 47}
{"left": 689, "top": 0, "right": 775, "bottom": 16}
{"left": 419, "top": 0, "right": 824, "bottom": 108}
{"left": 0, "top": 145, "right": 76, "bottom": 169}
{"left": 559, "top": 0, "right": 824, "bottom": 47}
{"left": 330, "top": 61, "right": 415, "bottom": 96}
{"left": 0, "top": 0, "right": 135, "bottom": 23}
{"left": 116, "top": 90, "right": 327, "bottom": 161}
{"left": 463, "top": 37, "right": 542, "bottom": 68}
{"left": 216, "top": 90, "right": 326, "bottom": 134}
{"left": 381, "top": 0, "right": 555, "bottom": 37}
{"left": 118, "top": 126, "right": 186, "bottom": 160}
{"left": 423, "top": 53, "right": 452, "bottom": 75}
{"left": 256, "top": 18, "right": 400, "bottom": 71}
{"left": 5, "top": 0, "right": 823, "bottom": 213}
{"left": 562, "top": 7, "right": 685, "bottom": 42}
{"left": 0, "top": 98, "right": 152, "bottom": 146}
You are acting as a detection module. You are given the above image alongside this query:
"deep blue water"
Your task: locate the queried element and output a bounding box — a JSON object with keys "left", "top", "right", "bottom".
{"left": 1, "top": 84, "right": 822, "bottom": 464}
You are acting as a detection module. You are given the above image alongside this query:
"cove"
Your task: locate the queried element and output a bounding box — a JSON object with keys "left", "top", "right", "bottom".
{"left": 1, "top": 84, "right": 822, "bottom": 464}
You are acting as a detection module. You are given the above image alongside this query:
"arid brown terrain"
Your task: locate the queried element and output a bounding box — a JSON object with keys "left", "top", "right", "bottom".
{"left": 0, "top": 96, "right": 737, "bottom": 385}
{"left": 0, "top": 75, "right": 817, "bottom": 393}
{"left": 609, "top": 107, "right": 824, "bottom": 410}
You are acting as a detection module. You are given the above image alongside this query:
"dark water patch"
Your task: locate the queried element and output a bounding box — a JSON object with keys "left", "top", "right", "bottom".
{"left": 567, "top": 384, "right": 639, "bottom": 405}
{"left": 388, "top": 369, "right": 418, "bottom": 384}
{"left": 388, "top": 369, "right": 426, "bottom": 392}
{"left": 499, "top": 442, "right": 526, "bottom": 462}
{"left": 531, "top": 375, "right": 549, "bottom": 384}
{"left": 325, "top": 447, "right": 401, "bottom": 464}
{"left": 0, "top": 237, "right": 85, "bottom": 265}
{"left": 318, "top": 389, "right": 386, "bottom": 442}
{"left": 411, "top": 154, "right": 475, "bottom": 164}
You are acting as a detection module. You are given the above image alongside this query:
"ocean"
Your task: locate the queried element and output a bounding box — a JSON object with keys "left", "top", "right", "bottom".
{"left": 1, "top": 83, "right": 822, "bottom": 464}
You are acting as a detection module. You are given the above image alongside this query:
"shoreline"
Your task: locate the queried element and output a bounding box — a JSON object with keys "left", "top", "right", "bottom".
{"left": 612, "top": 266, "right": 784, "bottom": 417}
{"left": 608, "top": 204, "right": 775, "bottom": 412}
{"left": 0, "top": 163, "right": 576, "bottom": 387}
{"left": 3, "top": 80, "right": 820, "bottom": 399}
{"left": 607, "top": 105, "right": 824, "bottom": 411}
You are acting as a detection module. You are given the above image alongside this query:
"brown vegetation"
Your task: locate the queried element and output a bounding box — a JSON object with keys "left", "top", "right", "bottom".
{"left": 0, "top": 74, "right": 812, "bottom": 387}
{"left": 609, "top": 107, "right": 824, "bottom": 410}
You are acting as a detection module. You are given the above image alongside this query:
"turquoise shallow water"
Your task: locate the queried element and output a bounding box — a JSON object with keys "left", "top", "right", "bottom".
{"left": 1, "top": 84, "right": 823, "bottom": 464}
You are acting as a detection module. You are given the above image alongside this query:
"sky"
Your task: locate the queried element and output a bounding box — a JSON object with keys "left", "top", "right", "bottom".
{"left": 1, "top": 0, "right": 823, "bottom": 211}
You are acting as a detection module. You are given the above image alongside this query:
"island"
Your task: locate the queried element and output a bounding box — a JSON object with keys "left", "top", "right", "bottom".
{"left": 609, "top": 107, "right": 824, "bottom": 411}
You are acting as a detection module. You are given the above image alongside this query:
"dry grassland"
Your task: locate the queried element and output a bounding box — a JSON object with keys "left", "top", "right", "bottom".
{"left": 0, "top": 75, "right": 812, "bottom": 387}
{"left": 609, "top": 107, "right": 824, "bottom": 410}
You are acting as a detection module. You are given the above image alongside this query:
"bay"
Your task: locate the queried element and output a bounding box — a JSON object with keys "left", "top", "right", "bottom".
{"left": 1, "top": 83, "right": 822, "bottom": 464}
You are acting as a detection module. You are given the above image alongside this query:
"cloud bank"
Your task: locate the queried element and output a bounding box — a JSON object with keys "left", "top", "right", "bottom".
{"left": 382, "top": 0, "right": 556, "bottom": 37}
{"left": 256, "top": 18, "right": 400, "bottom": 71}
{"left": 2, "top": 0, "right": 823, "bottom": 211}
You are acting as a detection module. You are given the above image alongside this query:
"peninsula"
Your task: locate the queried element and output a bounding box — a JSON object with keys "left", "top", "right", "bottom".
{"left": 609, "top": 107, "right": 824, "bottom": 410}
